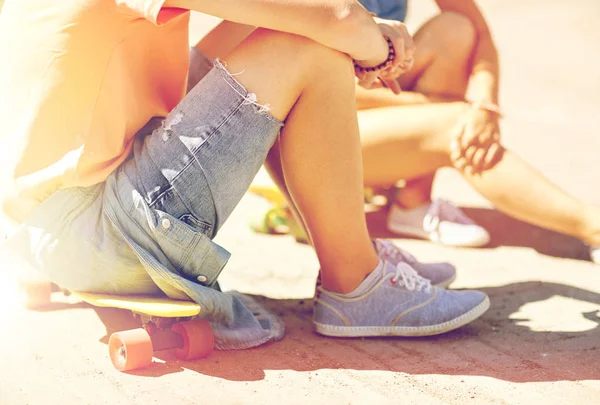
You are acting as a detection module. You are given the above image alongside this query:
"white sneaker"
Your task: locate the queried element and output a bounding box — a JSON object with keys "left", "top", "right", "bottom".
{"left": 591, "top": 246, "right": 600, "bottom": 264}
{"left": 387, "top": 199, "right": 490, "bottom": 247}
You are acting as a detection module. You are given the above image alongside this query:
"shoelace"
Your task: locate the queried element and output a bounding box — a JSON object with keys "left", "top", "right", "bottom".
{"left": 390, "top": 262, "right": 432, "bottom": 293}
{"left": 377, "top": 239, "right": 417, "bottom": 265}
{"left": 423, "top": 199, "right": 473, "bottom": 236}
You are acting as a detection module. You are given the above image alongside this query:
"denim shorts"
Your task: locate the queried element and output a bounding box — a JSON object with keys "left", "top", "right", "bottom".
{"left": 359, "top": 0, "right": 407, "bottom": 22}
{"left": 8, "top": 52, "right": 284, "bottom": 330}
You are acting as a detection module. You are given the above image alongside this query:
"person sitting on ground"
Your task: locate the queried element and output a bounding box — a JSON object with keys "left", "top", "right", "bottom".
{"left": 354, "top": 0, "right": 600, "bottom": 260}
{"left": 0, "top": 0, "right": 489, "bottom": 349}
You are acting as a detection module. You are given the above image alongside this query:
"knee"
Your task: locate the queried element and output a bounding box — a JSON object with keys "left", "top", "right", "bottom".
{"left": 221, "top": 28, "right": 355, "bottom": 120}
{"left": 428, "top": 12, "right": 477, "bottom": 61}
{"left": 437, "top": 12, "right": 476, "bottom": 49}
{"left": 250, "top": 28, "right": 354, "bottom": 77}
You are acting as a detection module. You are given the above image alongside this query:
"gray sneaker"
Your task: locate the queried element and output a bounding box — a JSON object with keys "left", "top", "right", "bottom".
{"left": 374, "top": 239, "right": 456, "bottom": 288}
{"left": 313, "top": 261, "right": 489, "bottom": 337}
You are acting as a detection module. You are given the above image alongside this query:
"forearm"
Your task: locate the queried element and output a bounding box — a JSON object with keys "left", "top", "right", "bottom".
{"left": 165, "top": 0, "right": 388, "bottom": 64}
{"left": 469, "top": 32, "right": 500, "bottom": 104}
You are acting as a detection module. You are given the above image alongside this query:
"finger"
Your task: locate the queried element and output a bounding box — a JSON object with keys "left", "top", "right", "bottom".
{"left": 471, "top": 147, "right": 487, "bottom": 173}
{"left": 464, "top": 145, "right": 478, "bottom": 165}
{"left": 477, "top": 126, "right": 497, "bottom": 148}
{"left": 450, "top": 147, "right": 462, "bottom": 162}
{"left": 356, "top": 78, "right": 370, "bottom": 89}
{"left": 399, "top": 24, "right": 416, "bottom": 60}
{"left": 399, "top": 57, "right": 414, "bottom": 72}
{"left": 385, "top": 65, "right": 408, "bottom": 80}
{"left": 450, "top": 125, "right": 466, "bottom": 161}
{"left": 371, "top": 78, "right": 384, "bottom": 88}
{"left": 381, "top": 77, "right": 402, "bottom": 94}
{"left": 453, "top": 157, "right": 469, "bottom": 172}
{"left": 380, "top": 67, "right": 400, "bottom": 79}
{"left": 357, "top": 78, "right": 376, "bottom": 89}
{"left": 355, "top": 70, "right": 368, "bottom": 82}
{"left": 483, "top": 142, "right": 504, "bottom": 170}
{"left": 460, "top": 123, "right": 475, "bottom": 152}
{"left": 450, "top": 140, "right": 462, "bottom": 161}
{"left": 356, "top": 71, "right": 379, "bottom": 89}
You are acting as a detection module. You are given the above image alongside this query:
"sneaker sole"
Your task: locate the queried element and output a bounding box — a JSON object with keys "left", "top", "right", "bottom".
{"left": 387, "top": 222, "right": 489, "bottom": 248}
{"left": 313, "top": 296, "right": 490, "bottom": 338}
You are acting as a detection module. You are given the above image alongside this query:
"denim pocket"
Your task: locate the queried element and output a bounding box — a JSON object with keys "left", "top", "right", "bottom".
{"left": 152, "top": 209, "right": 202, "bottom": 249}
{"left": 150, "top": 187, "right": 214, "bottom": 238}
{"left": 179, "top": 213, "right": 213, "bottom": 237}
{"left": 150, "top": 209, "right": 226, "bottom": 286}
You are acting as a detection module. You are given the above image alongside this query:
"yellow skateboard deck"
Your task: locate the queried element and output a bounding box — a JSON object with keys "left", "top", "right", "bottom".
{"left": 248, "top": 184, "right": 287, "bottom": 206}
{"left": 71, "top": 291, "right": 201, "bottom": 318}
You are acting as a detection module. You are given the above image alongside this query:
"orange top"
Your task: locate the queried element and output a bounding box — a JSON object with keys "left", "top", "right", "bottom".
{"left": 0, "top": 0, "right": 192, "bottom": 223}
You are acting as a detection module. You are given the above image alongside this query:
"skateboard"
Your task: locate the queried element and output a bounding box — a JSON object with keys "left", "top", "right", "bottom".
{"left": 247, "top": 184, "right": 309, "bottom": 243}
{"left": 18, "top": 281, "right": 214, "bottom": 372}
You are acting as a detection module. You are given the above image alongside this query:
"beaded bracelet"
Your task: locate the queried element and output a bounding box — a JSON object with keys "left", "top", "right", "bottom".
{"left": 353, "top": 36, "right": 396, "bottom": 73}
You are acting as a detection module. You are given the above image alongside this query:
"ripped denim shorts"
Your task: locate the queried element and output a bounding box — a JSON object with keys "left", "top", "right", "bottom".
{"left": 8, "top": 51, "right": 284, "bottom": 320}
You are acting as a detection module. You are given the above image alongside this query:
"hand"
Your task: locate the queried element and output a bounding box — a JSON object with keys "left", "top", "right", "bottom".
{"left": 355, "top": 18, "right": 415, "bottom": 94}
{"left": 450, "top": 106, "right": 503, "bottom": 174}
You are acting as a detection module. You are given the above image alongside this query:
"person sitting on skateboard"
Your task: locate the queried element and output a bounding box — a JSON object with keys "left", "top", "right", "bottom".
{"left": 0, "top": 0, "right": 488, "bottom": 348}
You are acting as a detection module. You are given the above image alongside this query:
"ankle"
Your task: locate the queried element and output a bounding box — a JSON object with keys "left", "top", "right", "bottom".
{"left": 321, "top": 277, "right": 362, "bottom": 295}
{"left": 394, "top": 187, "right": 431, "bottom": 210}
{"left": 320, "top": 258, "right": 379, "bottom": 294}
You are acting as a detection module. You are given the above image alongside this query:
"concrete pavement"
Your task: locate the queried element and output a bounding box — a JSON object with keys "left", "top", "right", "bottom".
{"left": 1, "top": 1, "right": 599, "bottom": 404}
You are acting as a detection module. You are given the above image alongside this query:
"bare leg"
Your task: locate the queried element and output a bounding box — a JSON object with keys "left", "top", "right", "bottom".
{"left": 395, "top": 173, "right": 436, "bottom": 208}
{"left": 224, "top": 29, "right": 378, "bottom": 293}
{"left": 264, "top": 137, "right": 313, "bottom": 245}
{"left": 358, "top": 100, "right": 600, "bottom": 246}
{"left": 359, "top": 12, "right": 477, "bottom": 208}
{"left": 464, "top": 151, "right": 600, "bottom": 246}
{"left": 359, "top": 102, "right": 466, "bottom": 186}
{"left": 253, "top": 13, "right": 600, "bottom": 248}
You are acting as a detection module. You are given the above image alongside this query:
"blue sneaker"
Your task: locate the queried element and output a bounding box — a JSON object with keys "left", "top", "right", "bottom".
{"left": 374, "top": 239, "right": 456, "bottom": 288}
{"left": 313, "top": 261, "right": 489, "bottom": 337}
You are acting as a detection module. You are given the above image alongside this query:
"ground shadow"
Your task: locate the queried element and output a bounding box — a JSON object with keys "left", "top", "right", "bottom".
{"left": 84, "top": 281, "right": 600, "bottom": 383}
{"left": 365, "top": 205, "right": 591, "bottom": 262}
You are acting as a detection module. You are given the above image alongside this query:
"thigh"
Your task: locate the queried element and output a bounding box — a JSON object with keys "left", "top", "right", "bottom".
{"left": 187, "top": 47, "right": 215, "bottom": 93}
{"left": 358, "top": 102, "right": 468, "bottom": 185}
